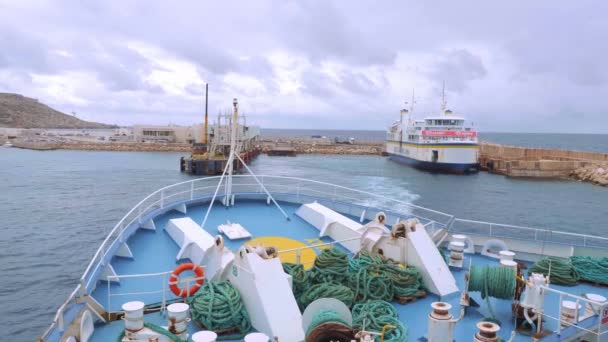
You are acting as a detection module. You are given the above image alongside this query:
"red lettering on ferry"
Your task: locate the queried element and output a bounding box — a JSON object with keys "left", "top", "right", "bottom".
{"left": 422, "top": 130, "right": 477, "bottom": 137}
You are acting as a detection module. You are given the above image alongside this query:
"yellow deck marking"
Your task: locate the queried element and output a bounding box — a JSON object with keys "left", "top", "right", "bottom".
{"left": 246, "top": 236, "right": 318, "bottom": 270}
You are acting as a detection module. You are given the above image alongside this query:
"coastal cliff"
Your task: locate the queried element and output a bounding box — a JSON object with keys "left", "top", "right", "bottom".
{"left": 0, "top": 93, "right": 116, "bottom": 129}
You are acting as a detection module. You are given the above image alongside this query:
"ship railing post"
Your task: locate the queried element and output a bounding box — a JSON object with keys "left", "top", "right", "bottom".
{"left": 259, "top": 176, "right": 264, "bottom": 193}
{"left": 190, "top": 181, "right": 194, "bottom": 201}
{"left": 557, "top": 293, "right": 563, "bottom": 335}
{"left": 296, "top": 249, "right": 302, "bottom": 265}
{"left": 162, "top": 272, "right": 167, "bottom": 313}
{"left": 598, "top": 303, "right": 604, "bottom": 339}
{"left": 58, "top": 308, "right": 64, "bottom": 333}
{"left": 79, "top": 279, "right": 87, "bottom": 297}
{"left": 489, "top": 223, "right": 493, "bottom": 237}
{"left": 107, "top": 278, "right": 111, "bottom": 322}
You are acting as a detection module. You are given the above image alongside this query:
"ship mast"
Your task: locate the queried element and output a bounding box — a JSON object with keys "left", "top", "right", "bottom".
{"left": 200, "top": 98, "right": 289, "bottom": 229}
{"left": 441, "top": 81, "right": 447, "bottom": 115}
{"left": 203, "top": 83, "right": 209, "bottom": 145}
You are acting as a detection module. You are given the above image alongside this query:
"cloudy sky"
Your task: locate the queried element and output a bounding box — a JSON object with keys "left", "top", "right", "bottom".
{"left": 0, "top": 1, "right": 606, "bottom": 132}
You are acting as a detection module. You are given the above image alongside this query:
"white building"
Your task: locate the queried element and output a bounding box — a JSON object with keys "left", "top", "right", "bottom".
{"left": 133, "top": 124, "right": 260, "bottom": 144}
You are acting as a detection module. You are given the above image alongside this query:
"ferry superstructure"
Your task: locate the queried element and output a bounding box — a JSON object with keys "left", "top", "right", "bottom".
{"left": 386, "top": 89, "right": 479, "bottom": 173}
{"left": 38, "top": 99, "right": 608, "bottom": 342}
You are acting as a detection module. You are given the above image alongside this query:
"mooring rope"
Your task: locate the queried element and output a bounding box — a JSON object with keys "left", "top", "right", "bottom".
{"left": 570, "top": 256, "right": 608, "bottom": 285}
{"left": 352, "top": 300, "right": 408, "bottom": 342}
{"left": 468, "top": 265, "right": 516, "bottom": 325}
{"left": 529, "top": 257, "right": 579, "bottom": 286}
{"left": 299, "top": 283, "right": 355, "bottom": 309}
{"left": 188, "top": 281, "right": 252, "bottom": 340}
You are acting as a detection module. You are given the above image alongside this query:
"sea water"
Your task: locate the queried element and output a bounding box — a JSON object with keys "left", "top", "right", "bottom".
{"left": 1, "top": 141, "right": 607, "bottom": 341}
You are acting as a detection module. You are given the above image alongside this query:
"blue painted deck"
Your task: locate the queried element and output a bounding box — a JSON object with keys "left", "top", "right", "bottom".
{"left": 88, "top": 200, "right": 608, "bottom": 342}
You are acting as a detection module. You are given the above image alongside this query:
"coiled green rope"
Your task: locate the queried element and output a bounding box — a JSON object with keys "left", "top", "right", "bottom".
{"left": 469, "top": 265, "right": 516, "bottom": 300}
{"left": 383, "top": 263, "right": 426, "bottom": 298}
{"left": 306, "top": 309, "right": 351, "bottom": 335}
{"left": 309, "top": 247, "right": 349, "bottom": 285}
{"left": 469, "top": 265, "right": 516, "bottom": 325}
{"left": 188, "top": 281, "right": 252, "bottom": 340}
{"left": 299, "top": 283, "right": 355, "bottom": 309}
{"left": 283, "top": 262, "right": 309, "bottom": 299}
{"left": 529, "top": 257, "right": 579, "bottom": 286}
{"left": 570, "top": 256, "right": 608, "bottom": 285}
{"left": 349, "top": 263, "right": 394, "bottom": 302}
{"left": 352, "top": 300, "right": 408, "bottom": 342}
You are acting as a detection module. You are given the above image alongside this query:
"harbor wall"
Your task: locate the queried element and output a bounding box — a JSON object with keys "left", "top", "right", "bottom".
{"left": 11, "top": 137, "right": 384, "bottom": 155}
{"left": 479, "top": 142, "right": 608, "bottom": 186}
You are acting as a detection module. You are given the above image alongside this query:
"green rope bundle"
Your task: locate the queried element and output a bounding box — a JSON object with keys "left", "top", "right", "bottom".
{"left": 352, "top": 300, "right": 408, "bottom": 342}
{"left": 306, "top": 309, "right": 351, "bottom": 335}
{"left": 283, "top": 262, "right": 310, "bottom": 298}
{"left": 468, "top": 265, "right": 516, "bottom": 325}
{"left": 299, "top": 283, "right": 355, "bottom": 309}
{"left": 382, "top": 264, "right": 426, "bottom": 298}
{"left": 188, "top": 281, "right": 252, "bottom": 340}
{"left": 469, "top": 265, "right": 516, "bottom": 300}
{"left": 570, "top": 256, "right": 608, "bottom": 285}
{"left": 309, "top": 247, "right": 349, "bottom": 285}
{"left": 349, "top": 263, "right": 394, "bottom": 302}
{"left": 529, "top": 257, "right": 579, "bottom": 286}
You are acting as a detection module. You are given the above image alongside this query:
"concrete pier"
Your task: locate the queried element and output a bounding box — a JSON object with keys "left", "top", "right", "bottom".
{"left": 479, "top": 142, "right": 608, "bottom": 185}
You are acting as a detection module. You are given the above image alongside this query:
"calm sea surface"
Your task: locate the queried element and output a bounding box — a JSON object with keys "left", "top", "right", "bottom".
{"left": 1, "top": 132, "right": 608, "bottom": 341}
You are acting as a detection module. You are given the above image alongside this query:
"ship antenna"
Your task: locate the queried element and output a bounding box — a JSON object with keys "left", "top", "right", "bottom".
{"left": 410, "top": 89, "right": 415, "bottom": 113}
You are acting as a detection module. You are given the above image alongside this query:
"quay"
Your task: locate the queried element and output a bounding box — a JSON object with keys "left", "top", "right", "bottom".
{"left": 479, "top": 142, "right": 608, "bottom": 185}
{"left": 266, "top": 145, "right": 297, "bottom": 156}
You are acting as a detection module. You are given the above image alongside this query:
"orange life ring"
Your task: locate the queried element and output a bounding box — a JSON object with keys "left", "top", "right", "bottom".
{"left": 169, "top": 263, "right": 205, "bottom": 297}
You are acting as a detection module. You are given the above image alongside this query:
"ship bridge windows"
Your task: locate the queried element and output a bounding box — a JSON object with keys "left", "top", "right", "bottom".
{"left": 429, "top": 119, "right": 464, "bottom": 126}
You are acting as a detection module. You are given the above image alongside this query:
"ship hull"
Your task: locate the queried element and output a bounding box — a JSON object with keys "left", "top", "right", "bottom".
{"left": 388, "top": 152, "right": 479, "bottom": 174}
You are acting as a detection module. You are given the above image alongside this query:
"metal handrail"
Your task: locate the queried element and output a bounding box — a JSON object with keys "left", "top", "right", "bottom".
{"left": 452, "top": 218, "right": 608, "bottom": 246}
{"left": 40, "top": 175, "right": 608, "bottom": 341}
{"left": 538, "top": 285, "right": 608, "bottom": 339}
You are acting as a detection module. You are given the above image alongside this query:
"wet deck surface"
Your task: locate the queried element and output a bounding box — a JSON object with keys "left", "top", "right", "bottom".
{"left": 89, "top": 201, "right": 608, "bottom": 342}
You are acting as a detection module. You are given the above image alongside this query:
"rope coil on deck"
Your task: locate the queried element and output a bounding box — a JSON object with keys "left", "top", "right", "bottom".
{"left": 300, "top": 283, "right": 355, "bottom": 310}
{"left": 352, "top": 300, "right": 408, "bottom": 342}
{"left": 570, "top": 256, "right": 608, "bottom": 285}
{"left": 528, "top": 257, "right": 579, "bottom": 286}
{"left": 188, "top": 281, "right": 252, "bottom": 340}
{"left": 468, "top": 265, "right": 516, "bottom": 325}
{"left": 309, "top": 247, "right": 349, "bottom": 285}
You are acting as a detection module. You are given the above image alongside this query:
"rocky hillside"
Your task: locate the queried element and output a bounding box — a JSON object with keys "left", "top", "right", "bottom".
{"left": 0, "top": 93, "right": 116, "bottom": 128}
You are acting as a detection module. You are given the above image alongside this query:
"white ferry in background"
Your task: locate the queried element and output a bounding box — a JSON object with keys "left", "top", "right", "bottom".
{"left": 386, "top": 89, "right": 479, "bottom": 174}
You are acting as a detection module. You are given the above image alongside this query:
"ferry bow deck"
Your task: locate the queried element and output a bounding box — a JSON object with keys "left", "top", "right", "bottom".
{"left": 40, "top": 176, "right": 608, "bottom": 342}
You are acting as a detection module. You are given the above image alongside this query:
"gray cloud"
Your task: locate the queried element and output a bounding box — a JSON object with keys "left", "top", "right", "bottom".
{"left": 0, "top": 1, "right": 607, "bottom": 132}
{"left": 429, "top": 49, "right": 487, "bottom": 92}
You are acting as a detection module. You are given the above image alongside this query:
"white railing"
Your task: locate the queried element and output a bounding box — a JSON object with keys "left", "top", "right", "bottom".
{"left": 539, "top": 286, "right": 608, "bottom": 340}
{"left": 105, "top": 271, "right": 206, "bottom": 319}
{"left": 40, "top": 175, "right": 608, "bottom": 341}
{"left": 451, "top": 218, "right": 608, "bottom": 249}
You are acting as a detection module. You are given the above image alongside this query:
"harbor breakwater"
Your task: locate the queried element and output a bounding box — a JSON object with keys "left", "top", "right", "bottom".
{"left": 11, "top": 137, "right": 384, "bottom": 155}
{"left": 479, "top": 142, "right": 608, "bottom": 186}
